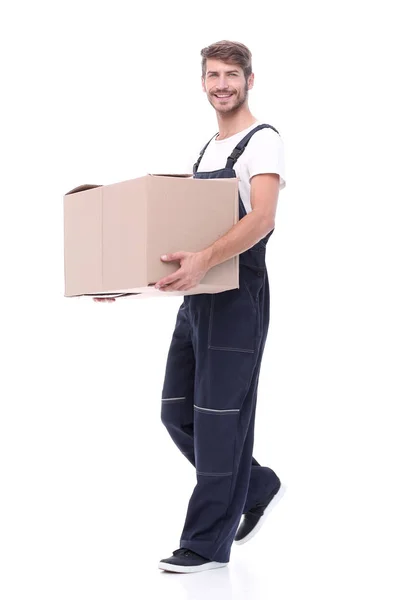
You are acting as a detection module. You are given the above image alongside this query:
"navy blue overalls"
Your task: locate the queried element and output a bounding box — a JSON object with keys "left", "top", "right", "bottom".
{"left": 161, "top": 124, "right": 281, "bottom": 563}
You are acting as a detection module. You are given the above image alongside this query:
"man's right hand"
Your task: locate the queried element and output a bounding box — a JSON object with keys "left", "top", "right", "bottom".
{"left": 93, "top": 297, "right": 116, "bottom": 302}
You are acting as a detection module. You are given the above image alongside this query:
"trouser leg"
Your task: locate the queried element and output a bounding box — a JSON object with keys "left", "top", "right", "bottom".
{"left": 178, "top": 271, "right": 270, "bottom": 562}
{"left": 161, "top": 270, "right": 278, "bottom": 562}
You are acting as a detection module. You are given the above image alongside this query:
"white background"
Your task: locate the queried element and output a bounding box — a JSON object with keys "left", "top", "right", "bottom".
{"left": 1, "top": 1, "right": 393, "bottom": 598}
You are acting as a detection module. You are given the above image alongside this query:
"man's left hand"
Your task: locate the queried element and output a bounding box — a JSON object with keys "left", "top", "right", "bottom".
{"left": 155, "top": 251, "right": 211, "bottom": 292}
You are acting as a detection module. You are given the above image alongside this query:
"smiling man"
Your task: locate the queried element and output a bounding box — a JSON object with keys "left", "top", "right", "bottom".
{"left": 157, "top": 40, "right": 287, "bottom": 574}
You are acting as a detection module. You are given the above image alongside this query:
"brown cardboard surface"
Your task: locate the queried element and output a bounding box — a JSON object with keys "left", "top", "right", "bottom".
{"left": 64, "top": 174, "right": 239, "bottom": 298}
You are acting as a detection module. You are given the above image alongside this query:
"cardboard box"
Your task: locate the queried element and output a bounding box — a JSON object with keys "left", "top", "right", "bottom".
{"left": 63, "top": 174, "right": 240, "bottom": 298}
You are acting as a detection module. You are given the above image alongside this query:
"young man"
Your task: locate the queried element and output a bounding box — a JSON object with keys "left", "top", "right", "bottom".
{"left": 94, "top": 40, "right": 286, "bottom": 572}
{"left": 156, "top": 40, "right": 287, "bottom": 573}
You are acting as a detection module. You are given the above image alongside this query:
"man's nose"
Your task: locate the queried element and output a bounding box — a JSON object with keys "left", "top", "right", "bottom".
{"left": 217, "top": 77, "right": 229, "bottom": 89}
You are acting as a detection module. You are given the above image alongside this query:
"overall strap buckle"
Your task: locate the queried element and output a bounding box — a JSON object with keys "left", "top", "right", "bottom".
{"left": 225, "top": 124, "right": 280, "bottom": 169}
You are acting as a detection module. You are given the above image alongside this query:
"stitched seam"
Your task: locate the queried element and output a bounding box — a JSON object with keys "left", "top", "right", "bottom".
{"left": 244, "top": 279, "right": 258, "bottom": 310}
{"left": 208, "top": 295, "right": 214, "bottom": 347}
{"left": 162, "top": 397, "right": 186, "bottom": 402}
{"left": 208, "top": 345, "right": 255, "bottom": 353}
{"left": 194, "top": 405, "right": 240, "bottom": 414}
{"left": 197, "top": 471, "right": 233, "bottom": 477}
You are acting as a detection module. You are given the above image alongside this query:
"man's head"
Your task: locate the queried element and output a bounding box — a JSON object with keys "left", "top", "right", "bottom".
{"left": 200, "top": 40, "right": 254, "bottom": 114}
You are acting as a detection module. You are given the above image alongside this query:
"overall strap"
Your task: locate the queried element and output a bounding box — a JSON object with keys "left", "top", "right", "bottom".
{"left": 193, "top": 132, "right": 219, "bottom": 174}
{"left": 192, "top": 124, "right": 280, "bottom": 173}
{"left": 225, "top": 124, "right": 280, "bottom": 169}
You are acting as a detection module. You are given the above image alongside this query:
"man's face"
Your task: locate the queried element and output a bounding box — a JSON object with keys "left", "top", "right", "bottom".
{"left": 202, "top": 58, "right": 253, "bottom": 114}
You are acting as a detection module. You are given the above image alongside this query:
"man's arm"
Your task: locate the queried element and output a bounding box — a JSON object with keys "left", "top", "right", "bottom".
{"left": 202, "top": 173, "right": 280, "bottom": 270}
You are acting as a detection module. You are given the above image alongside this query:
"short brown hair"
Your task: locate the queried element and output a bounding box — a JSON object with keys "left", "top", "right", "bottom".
{"left": 201, "top": 40, "right": 252, "bottom": 81}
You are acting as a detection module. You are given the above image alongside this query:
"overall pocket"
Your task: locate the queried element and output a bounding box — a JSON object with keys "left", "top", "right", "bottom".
{"left": 193, "top": 405, "right": 239, "bottom": 475}
{"left": 208, "top": 277, "right": 260, "bottom": 353}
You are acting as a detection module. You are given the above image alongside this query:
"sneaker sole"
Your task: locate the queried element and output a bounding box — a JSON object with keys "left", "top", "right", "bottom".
{"left": 158, "top": 561, "right": 228, "bottom": 573}
{"left": 234, "top": 482, "right": 287, "bottom": 546}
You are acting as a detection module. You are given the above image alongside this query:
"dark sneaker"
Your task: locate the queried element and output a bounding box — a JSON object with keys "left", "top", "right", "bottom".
{"left": 234, "top": 481, "right": 286, "bottom": 545}
{"left": 158, "top": 548, "right": 228, "bottom": 573}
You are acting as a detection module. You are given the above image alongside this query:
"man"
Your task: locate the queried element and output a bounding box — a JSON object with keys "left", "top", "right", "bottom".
{"left": 95, "top": 40, "right": 286, "bottom": 574}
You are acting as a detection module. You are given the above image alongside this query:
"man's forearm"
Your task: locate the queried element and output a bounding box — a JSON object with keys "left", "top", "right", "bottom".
{"left": 201, "top": 211, "right": 275, "bottom": 270}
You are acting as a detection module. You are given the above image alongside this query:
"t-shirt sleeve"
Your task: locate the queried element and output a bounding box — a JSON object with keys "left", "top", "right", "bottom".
{"left": 247, "top": 128, "right": 286, "bottom": 190}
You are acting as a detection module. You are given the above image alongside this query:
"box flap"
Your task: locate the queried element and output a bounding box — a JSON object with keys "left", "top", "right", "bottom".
{"left": 65, "top": 184, "right": 103, "bottom": 196}
{"left": 148, "top": 174, "right": 240, "bottom": 181}
{"left": 149, "top": 173, "right": 193, "bottom": 178}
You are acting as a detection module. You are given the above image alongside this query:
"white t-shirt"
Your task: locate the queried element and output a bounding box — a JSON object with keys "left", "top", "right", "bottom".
{"left": 194, "top": 120, "right": 286, "bottom": 214}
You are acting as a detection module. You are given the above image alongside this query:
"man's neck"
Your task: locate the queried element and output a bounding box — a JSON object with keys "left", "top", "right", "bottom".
{"left": 215, "top": 113, "right": 258, "bottom": 141}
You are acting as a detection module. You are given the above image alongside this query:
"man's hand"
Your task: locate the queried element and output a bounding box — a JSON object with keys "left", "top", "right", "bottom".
{"left": 155, "top": 250, "right": 211, "bottom": 292}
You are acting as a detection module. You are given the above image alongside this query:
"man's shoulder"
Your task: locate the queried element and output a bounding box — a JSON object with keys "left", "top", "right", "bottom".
{"left": 247, "top": 124, "right": 283, "bottom": 148}
{"left": 250, "top": 123, "right": 281, "bottom": 136}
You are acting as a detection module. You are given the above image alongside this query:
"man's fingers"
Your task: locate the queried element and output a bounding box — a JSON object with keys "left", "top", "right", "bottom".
{"left": 161, "top": 252, "right": 186, "bottom": 262}
{"left": 160, "top": 279, "right": 191, "bottom": 292}
{"left": 156, "top": 272, "right": 184, "bottom": 289}
{"left": 159, "top": 284, "right": 178, "bottom": 291}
